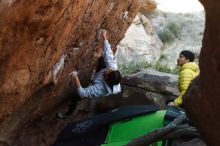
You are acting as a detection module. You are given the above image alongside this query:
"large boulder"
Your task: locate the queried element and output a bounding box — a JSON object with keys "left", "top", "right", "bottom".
{"left": 123, "top": 69, "right": 178, "bottom": 95}
{"left": 0, "top": 0, "right": 143, "bottom": 146}
{"left": 1, "top": 0, "right": 220, "bottom": 146}
{"left": 122, "top": 69, "right": 178, "bottom": 109}
{"left": 116, "top": 13, "right": 164, "bottom": 64}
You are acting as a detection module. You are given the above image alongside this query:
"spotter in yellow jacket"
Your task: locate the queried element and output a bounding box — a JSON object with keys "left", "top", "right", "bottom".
{"left": 168, "top": 50, "right": 200, "bottom": 106}
{"left": 174, "top": 62, "right": 199, "bottom": 106}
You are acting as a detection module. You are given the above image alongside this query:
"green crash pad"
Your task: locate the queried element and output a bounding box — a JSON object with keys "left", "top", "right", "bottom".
{"left": 102, "top": 110, "right": 166, "bottom": 146}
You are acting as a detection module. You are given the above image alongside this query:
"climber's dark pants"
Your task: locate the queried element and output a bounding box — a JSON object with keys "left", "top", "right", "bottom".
{"left": 65, "top": 91, "right": 81, "bottom": 116}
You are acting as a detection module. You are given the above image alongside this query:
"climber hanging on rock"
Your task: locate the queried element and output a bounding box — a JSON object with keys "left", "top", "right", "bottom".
{"left": 56, "top": 29, "right": 122, "bottom": 120}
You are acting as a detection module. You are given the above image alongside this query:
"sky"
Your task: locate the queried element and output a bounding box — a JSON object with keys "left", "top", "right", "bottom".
{"left": 155, "top": 0, "right": 204, "bottom": 13}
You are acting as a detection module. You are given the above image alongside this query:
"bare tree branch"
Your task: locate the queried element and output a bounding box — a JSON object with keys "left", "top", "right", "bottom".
{"left": 166, "top": 124, "right": 200, "bottom": 139}
{"left": 126, "top": 114, "right": 187, "bottom": 146}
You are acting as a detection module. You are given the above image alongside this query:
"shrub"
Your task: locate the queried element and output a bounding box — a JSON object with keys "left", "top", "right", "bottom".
{"left": 158, "top": 22, "right": 181, "bottom": 44}
{"left": 118, "top": 61, "right": 151, "bottom": 75}
{"left": 118, "top": 61, "right": 179, "bottom": 76}
{"left": 152, "top": 62, "right": 179, "bottom": 74}
{"left": 158, "top": 29, "right": 174, "bottom": 44}
{"left": 167, "top": 22, "right": 181, "bottom": 38}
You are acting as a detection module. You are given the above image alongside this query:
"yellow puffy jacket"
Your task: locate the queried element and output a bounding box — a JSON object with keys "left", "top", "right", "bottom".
{"left": 174, "top": 62, "right": 199, "bottom": 106}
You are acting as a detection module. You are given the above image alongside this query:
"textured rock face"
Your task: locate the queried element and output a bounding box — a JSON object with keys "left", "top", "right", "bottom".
{"left": 184, "top": 0, "right": 220, "bottom": 146}
{"left": 0, "top": 0, "right": 142, "bottom": 145}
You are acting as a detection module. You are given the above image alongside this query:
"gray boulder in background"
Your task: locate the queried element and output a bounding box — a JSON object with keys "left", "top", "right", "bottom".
{"left": 121, "top": 69, "right": 178, "bottom": 109}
